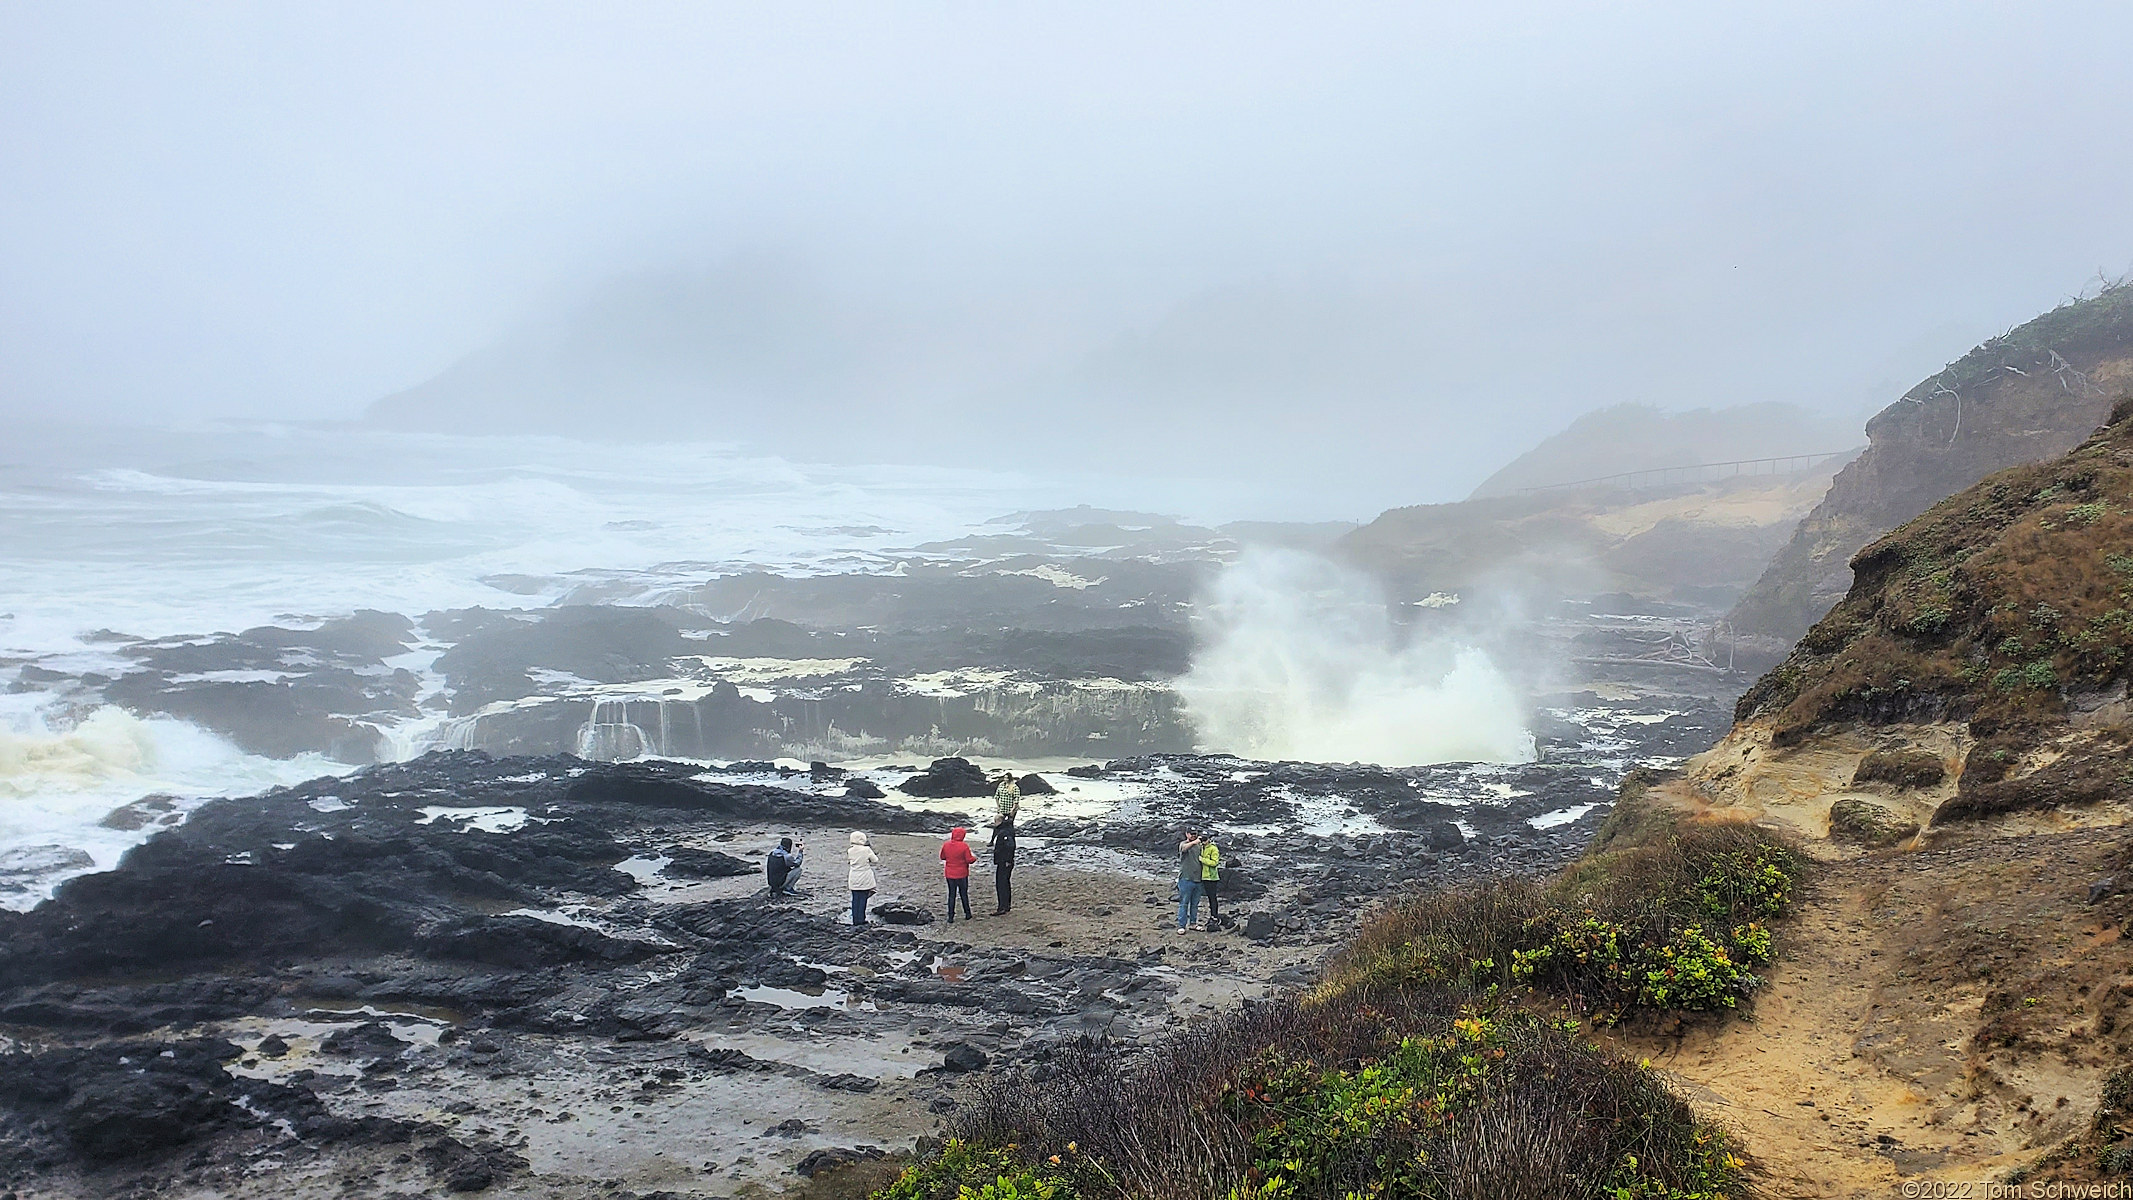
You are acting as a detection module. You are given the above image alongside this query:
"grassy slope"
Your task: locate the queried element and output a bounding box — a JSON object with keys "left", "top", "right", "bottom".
{"left": 863, "top": 807, "right": 1801, "bottom": 1200}
{"left": 1624, "top": 396, "right": 2133, "bottom": 1191}
{"left": 1735, "top": 397, "right": 2133, "bottom": 821}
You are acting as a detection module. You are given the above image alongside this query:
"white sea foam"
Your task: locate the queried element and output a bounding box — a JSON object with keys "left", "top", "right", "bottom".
{"left": 0, "top": 696, "right": 341, "bottom": 909}
{"left": 1176, "top": 550, "right": 1535, "bottom": 767}
{"left": 0, "top": 425, "right": 1063, "bottom": 664}
{"left": 0, "top": 422, "right": 1078, "bottom": 906}
{"left": 416, "top": 805, "right": 533, "bottom": 833}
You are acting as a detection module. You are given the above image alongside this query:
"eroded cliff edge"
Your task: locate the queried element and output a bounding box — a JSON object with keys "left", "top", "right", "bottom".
{"left": 1732, "top": 283, "right": 2133, "bottom": 647}
{"left": 1619, "top": 399, "right": 2133, "bottom": 1191}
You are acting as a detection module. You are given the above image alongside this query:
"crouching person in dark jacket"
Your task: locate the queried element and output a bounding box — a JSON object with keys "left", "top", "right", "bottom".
{"left": 765, "top": 837, "right": 804, "bottom": 899}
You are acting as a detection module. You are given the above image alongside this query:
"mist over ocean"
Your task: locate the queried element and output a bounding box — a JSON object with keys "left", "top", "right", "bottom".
{"left": 0, "top": 422, "right": 1077, "bottom": 897}
{"left": 0, "top": 420, "right": 1567, "bottom": 909}
{"left": 1, "top": 422, "right": 1066, "bottom": 648}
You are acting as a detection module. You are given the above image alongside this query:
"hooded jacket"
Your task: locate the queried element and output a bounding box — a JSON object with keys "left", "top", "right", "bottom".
{"left": 766, "top": 841, "right": 802, "bottom": 891}
{"left": 847, "top": 831, "right": 880, "bottom": 891}
{"left": 940, "top": 827, "right": 976, "bottom": 880}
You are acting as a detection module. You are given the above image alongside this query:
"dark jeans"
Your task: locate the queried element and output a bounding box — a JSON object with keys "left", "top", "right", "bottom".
{"left": 1201, "top": 878, "right": 1221, "bottom": 923}
{"left": 995, "top": 862, "right": 1013, "bottom": 913}
{"left": 850, "top": 889, "right": 872, "bottom": 927}
{"left": 946, "top": 877, "right": 972, "bottom": 922}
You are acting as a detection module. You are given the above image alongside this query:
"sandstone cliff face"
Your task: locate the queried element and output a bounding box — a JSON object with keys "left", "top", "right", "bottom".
{"left": 1730, "top": 285, "right": 2133, "bottom": 643}
{"left": 1619, "top": 406, "right": 2133, "bottom": 1190}
{"left": 1342, "top": 465, "right": 1839, "bottom": 611}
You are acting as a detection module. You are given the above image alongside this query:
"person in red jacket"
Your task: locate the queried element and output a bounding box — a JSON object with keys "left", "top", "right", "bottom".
{"left": 941, "top": 826, "right": 977, "bottom": 923}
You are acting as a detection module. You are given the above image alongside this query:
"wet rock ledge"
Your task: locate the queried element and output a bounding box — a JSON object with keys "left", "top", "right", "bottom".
{"left": 0, "top": 749, "right": 1615, "bottom": 1198}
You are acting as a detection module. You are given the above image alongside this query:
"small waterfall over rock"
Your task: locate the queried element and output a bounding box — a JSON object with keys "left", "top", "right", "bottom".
{"left": 371, "top": 716, "right": 484, "bottom": 763}
{"left": 576, "top": 698, "right": 657, "bottom": 762}
{"left": 451, "top": 677, "right": 1195, "bottom": 761}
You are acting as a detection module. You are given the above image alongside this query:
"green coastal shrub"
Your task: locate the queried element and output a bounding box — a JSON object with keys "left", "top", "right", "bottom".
{"left": 878, "top": 997, "right": 1747, "bottom": 1200}
{"left": 1509, "top": 918, "right": 1762, "bottom": 1013}
{"left": 876, "top": 1140, "right": 1080, "bottom": 1200}
{"left": 1216, "top": 1008, "right": 1747, "bottom": 1200}
{"left": 1691, "top": 843, "right": 1794, "bottom": 919}
{"left": 871, "top": 824, "right": 1794, "bottom": 1200}
{"left": 1224, "top": 1014, "right": 1512, "bottom": 1198}
{"left": 1325, "top": 827, "right": 1801, "bottom": 1021}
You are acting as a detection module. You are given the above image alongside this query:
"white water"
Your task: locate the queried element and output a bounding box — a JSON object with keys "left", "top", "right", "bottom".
{"left": 0, "top": 422, "right": 1546, "bottom": 906}
{"left": 0, "top": 421, "right": 1068, "bottom": 907}
{"left": 0, "top": 694, "right": 341, "bottom": 908}
{"left": 0, "top": 422, "right": 1064, "bottom": 663}
{"left": 1176, "top": 550, "right": 1535, "bottom": 766}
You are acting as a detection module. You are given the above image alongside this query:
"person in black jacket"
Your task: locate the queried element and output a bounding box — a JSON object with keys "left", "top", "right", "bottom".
{"left": 765, "top": 837, "right": 804, "bottom": 899}
{"left": 988, "top": 815, "right": 1016, "bottom": 915}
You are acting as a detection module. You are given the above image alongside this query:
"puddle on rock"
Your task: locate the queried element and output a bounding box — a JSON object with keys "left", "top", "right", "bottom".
{"left": 416, "top": 806, "right": 532, "bottom": 833}
{"left": 1530, "top": 803, "right": 1598, "bottom": 830}
{"left": 612, "top": 854, "right": 671, "bottom": 886}
{"left": 726, "top": 985, "right": 874, "bottom": 1011}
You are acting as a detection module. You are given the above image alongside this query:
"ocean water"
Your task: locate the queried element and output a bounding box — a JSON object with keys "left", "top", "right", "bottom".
{"left": 0, "top": 420, "right": 1552, "bottom": 908}
{"left": 0, "top": 693, "right": 347, "bottom": 907}
{"left": 0, "top": 421, "right": 1071, "bottom": 905}
{"left": 0, "top": 422, "right": 1065, "bottom": 662}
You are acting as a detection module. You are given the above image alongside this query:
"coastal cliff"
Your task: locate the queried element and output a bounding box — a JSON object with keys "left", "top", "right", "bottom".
{"left": 1622, "top": 399, "right": 2133, "bottom": 1190}
{"left": 1731, "top": 284, "right": 2133, "bottom": 646}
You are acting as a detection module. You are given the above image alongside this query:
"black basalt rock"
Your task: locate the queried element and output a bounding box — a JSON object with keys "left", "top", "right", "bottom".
{"left": 417, "top": 915, "right": 662, "bottom": 968}
{"left": 0, "top": 1038, "right": 249, "bottom": 1163}
{"left": 61, "top": 1071, "right": 233, "bottom": 1161}
{"left": 794, "top": 1145, "right": 886, "bottom": 1178}
{"left": 898, "top": 757, "right": 995, "bottom": 798}
{"left": 661, "top": 847, "right": 755, "bottom": 878}
{"left": 870, "top": 901, "right": 934, "bottom": 926}
{"left": 420, "top": 1134, "right": 528, "bottom": 1192}
{"left": 320, "top": 1021, "right": 409, "bottom": 1060}
{"left": 1418, "top": 821, "right": 1467, "bottom": 851}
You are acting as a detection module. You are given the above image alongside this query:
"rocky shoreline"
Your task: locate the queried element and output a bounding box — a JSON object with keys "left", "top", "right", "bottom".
{"left": 6, "top": 505, "right": 1752, "bottom": 783}
{"left": 0, "top": 493, "right": 1754, "bottom": 1196}
{"left": 0, "top": 725, "right": 1684, "bottom": 1198}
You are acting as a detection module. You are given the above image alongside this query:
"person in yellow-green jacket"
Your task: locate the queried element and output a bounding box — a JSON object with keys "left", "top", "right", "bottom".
{"left": 992, "top": 772, "right": 1021, "bottom": 825}
{"left": 1197, "top": 836, "right": 1223, "bottom": 929}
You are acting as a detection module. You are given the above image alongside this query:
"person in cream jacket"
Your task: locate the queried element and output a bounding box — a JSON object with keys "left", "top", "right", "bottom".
{"left": 847, "top": 831, "right": 881, "bottom": 927}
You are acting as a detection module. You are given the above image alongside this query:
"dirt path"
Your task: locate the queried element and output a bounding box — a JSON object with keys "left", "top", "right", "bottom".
{"left": 1604, "top": 774, "right": 2133, "bottom": 1197}
{"left": 1607, "top": 862, "right": 1971, "bottom": 1195}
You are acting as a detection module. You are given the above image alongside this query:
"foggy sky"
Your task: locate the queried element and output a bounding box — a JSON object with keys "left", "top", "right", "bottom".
{"left": 6, "top": 3, "right": 2133, "bottom": 509}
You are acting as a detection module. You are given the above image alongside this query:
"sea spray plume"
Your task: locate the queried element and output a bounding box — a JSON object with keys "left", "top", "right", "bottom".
{"left": 0, "top": 706, "right": 159, "bottom": 797}
{"left": 1175, "top": 550, "right": 1534, "bottom": 765}
{"left": 0, "top": 699, "right": 343, "bottom": 909}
